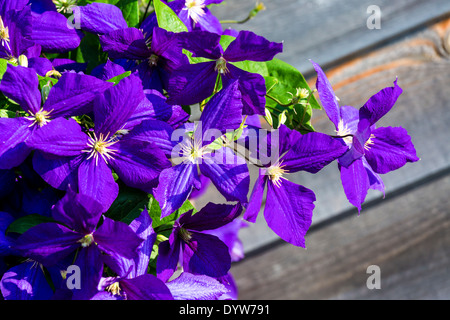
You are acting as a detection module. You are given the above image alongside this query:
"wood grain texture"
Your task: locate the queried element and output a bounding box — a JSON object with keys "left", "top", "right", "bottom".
{"left": 230, "top": 172, "right": 450, "bottom": 300}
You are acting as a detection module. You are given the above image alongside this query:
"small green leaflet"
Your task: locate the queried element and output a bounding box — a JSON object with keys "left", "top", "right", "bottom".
{"left": 153, "top": 0, "right": 188, "bottom": 33}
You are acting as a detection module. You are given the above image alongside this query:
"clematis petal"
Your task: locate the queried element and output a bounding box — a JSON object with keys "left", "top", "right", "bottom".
{"left": 70, "top": 245, "right": 103, "bottom": 300}
{"left": 364, "top": 126, "right": 419, "bottom": 174}
{"left": 222, "top": 64, "right": 266, "bottom": 116}
{"left": 93, "top": 73, "right": 145, "bottom": 136}
{"left": 339, "top": 158, "right": 370, "bottom": 213}
{"left": 0, "top": 261, "right": 54, "bottom": 300}
{"left": 167, "top": 272, "right": 229, "bottom": 300}
{"left": 156, "top": 231, "right": 182, "bottom": 282}
{"left": 180, "top": 202, "right": 242, "bottom": 232}
{"left": 5, "top": 6, "right": 34, "bottom": 58}
{"left": 310, "top": 60, "right": 341, "bottom": 128}
{"left": 0, "top": 0, "right": 29, "bottom": 17}
{"left": 359, "top": 79, "right": 403, "bottom": 126}
{"left": 51, "top": 189, "right": 104, "bottom": 235}
{"left": 193, "top": 7, "right": 223, "bottom": 34}
{"left": 0, "top": 117, "right": 33, "bottom": 170}
{"left": 243, "top": 171, "right": 267, "bottom": 223}
{"left": 166, "top": 61, "right": 217, "bottom": 106}
{"left": 120, "top": 274, "right": 174, "bottom": 300}
{"left": 0, "top": 64, "right": 41, "bottom": 114}
{"left": 31, "top": 11, "right": 84, "bottom": 53}
{"left": 182, "top": 232, "right": 231, "bottom": 278}
{"left": 264, "top": 179, "right": 316, "bottom": 247}
{"left": 99, "top": 27, "right": 151, "bottom": 60}
{"left": 177, "top": 30, "right": 222, "bottom": 59}
{"left": 43, "top": 72, "right": 113, "bottom": 118}
{"left": 77, "top": 156, "right": 119, "bottom": 213}
{"left": 153, "top": 163, "right": 200, "bottom": 219}
{"left": 28, "top": 57, "right": 54, "bottom": 76}
{"left": 282, "top": 131, "right": 347, "bottom": 173}
{"left": 109, "top": 138, "right": 171, "bottom": 193}
{"left": 200, "top": 147, "right": 250, "bottom": 204}
{"left": 363, "top": 157, "right": 385, "bottom": 196}
{"left": 224, "top": 30, "right": 283, "bottom": 62}
{"left": 13, "top": 223, "right": 83, "bottom": 266}
{"left": 73, "top": 3, "right": 128, "bottom": 35}
{"left": 26, "top": 118, "right": 88, "bottom": 157}
{"left": 91, "top": 59, "right": 126, "bottom": 81}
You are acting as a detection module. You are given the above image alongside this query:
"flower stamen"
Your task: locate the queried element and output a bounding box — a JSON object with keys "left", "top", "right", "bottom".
{"left": 83, "top": 132, "right": 118, "bottom": 166}
{"left": 184, "top": 0, "right": 206, "bottom": 24}
{"left": 364, "top": 134, "right": 375, "bottom": 150}
{"left": 267, "top": 161, "right": 288, "bottom": 188}
{"left": 26, "top": 109, "right": 53, "bottom": 128}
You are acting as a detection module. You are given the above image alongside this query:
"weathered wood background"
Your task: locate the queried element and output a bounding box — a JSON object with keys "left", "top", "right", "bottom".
{"left": 191, "top": 0, "right": 450, "bottom": 299}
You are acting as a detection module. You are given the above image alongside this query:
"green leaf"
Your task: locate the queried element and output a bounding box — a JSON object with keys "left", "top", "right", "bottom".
{"left": 107, "top": 70, "right": 132, "bottom": 85}
{"left": 149, "top": 195, "right": 195, "bottom": 231}
{"left": 0, "top": 58, "right": 8, "bottom": 81}
{"left": 77, "top": 32, "right": 108, "bottom": 74}
{"left": 116, "top": 0, "right": 140, "bottom": 28}
{"left": 265, "top": 58, "right": 321, "bottom": 109}
{"left": 6, "top": 214, "right": 57, "bottom": 235}
{"left": 105, "top": 185, "right": 150, "bottom": 224}
{"left": 153, "top": 0, "right": 188, "bottom": 33}
{"left": 0, "top": 109, "right": 16, "bottom": 118}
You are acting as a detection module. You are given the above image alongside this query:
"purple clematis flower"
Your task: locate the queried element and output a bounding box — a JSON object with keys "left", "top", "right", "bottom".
{"left": 154, "top": 80, "right": 249, "bottom": 218}
{"left": 166, "top": 272, "right": 230, "bottom": 300}
{"left": 167, "top": 29, "right": 283, "bottom": 115}
{"left": 164, "top": 0, "right": 224, "bottom": 34}
{"left": 26, "top": 73, "right": 173, "bottom": 212}
{"left": 0, "top": 64, "right": 113, "bottom": 170}
{"left": 99, "top": 24, "right": 189, "bottom": 92}
{"left": 311, "top": 60, "right": 419, "bottom": 211}
{"left": 156, "top": 202, "right": 242, "bottom": 282}
{"left": 12, "top": 189, "right": 144, "bottom": 300}
{"left": 244, "top": 125, "right": 348, "bottom": 247}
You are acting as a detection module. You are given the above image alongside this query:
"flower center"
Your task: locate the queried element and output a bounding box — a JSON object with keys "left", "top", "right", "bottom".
{"left": 178, "top": 227, "right": 193, "bottom": 242}
{"left": 79, "top": 233, "right": 94, "bottom": 247}
{"left": 106, "top": 282, "right": 122, "bottom": 296}
{"left": 336, "top": 119, "right": 353, "bottom": 146}
{"left": 267, "top": 162, "right": 288, "bottom": 188}
{"left": 26, "top": 109, "right": 52, "bottom": 128}
{"left": 184, "top": 0, "right": 206, "bottom": 24}
{"left": 215, "top": 57, "right": 229, "bottom": 74}
{"left": 147, "top": 54, "right": 159, "bottom": 67}
{"left": 53, "top": 0, "right": 78, "bottom": 14}
{"left": 364, "top": 134, "right": 375, "bottom": 150}
{"left": 0, "top": 16, "right": 9, "bottom": 45}
{"left": 83, "top": 132, "right": 118, "bottom": 165}
{"left": 181, "top": 139, "right": 205, "bottom": 164}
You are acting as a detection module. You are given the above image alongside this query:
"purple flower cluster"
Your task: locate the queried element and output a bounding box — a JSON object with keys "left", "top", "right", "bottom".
{"left": 0, "top": 0, "right": 418, "bottom": 300}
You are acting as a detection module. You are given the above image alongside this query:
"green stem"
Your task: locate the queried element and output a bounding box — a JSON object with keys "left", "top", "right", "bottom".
{"left": 139, "top": 0, "right": 153, "bottom": 28}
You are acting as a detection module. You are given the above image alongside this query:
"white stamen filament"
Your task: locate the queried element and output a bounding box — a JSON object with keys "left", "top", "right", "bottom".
{"left": 26, "top": 109, "right": 53, "bottom": 128}
{"left": 336, "top": 119, "right": 353, "bottom": 146}
{"left": 180, "top": 138, "right": 206, "bottom": 164}
{"left": 184, "top": 0, "right": 206, "bottom": 24}
{"left": 267, "top": 161, "right": 288, "bottom": 188}
{"left": 364, "top": 134, "right": 376, "bottom": 150}
{"left": 83, "top": 132, "right": 118, "bottom": 166}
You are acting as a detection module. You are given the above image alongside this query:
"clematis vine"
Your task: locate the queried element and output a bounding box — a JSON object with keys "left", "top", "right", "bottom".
{"left": 311, "top": 60, "right": 419, "bottom": 211}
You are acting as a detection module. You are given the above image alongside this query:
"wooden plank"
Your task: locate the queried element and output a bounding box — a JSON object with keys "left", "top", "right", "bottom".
{"left": 211, "top": 0, "right": 450, "bottom": 74}
{"left": 230, "top": 170, "right": 450, "bottom": 300}
{"left": 191, "top": 15, "right": 450, "bottom": 254}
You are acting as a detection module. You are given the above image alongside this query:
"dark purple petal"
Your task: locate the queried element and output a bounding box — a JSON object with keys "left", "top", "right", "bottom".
{"left": 26, "top": 118, "right": 88, "bottom": 157}
{"left": 99, "top": 27, "right": 151, "bottom": 60}
{"left": 108, "top": 138, "right": 171, "bottom": 193}
{"left": 13, "top": 223, "right": 83, "bottom": 266}
{"left": 180, "top": 202, "right": 242, "bottom": 232}
{"left": 73, "top": 3, "right": 128, "bottom": 35}
{"left": 77, "top": 156, "right": 119, "bottom": 213}
{"left": 151, "top": 27, "right": 188, "bottom": 70}
{"left": 43, "top": 73, "right": 113, "bottom": 118}
{"left": 124, "top": 119, "right": 175, "bottom": 157}
{"left": 30, "top": 0, "right": 57, "bottom": 14}
{"left": 282, "top": 132, "right": 347, "bottom": 173}
{"left": 95, "top": 217, "right": 143, "bottom": 260}
{"left": 0, "top": 117, "right": 33, "bottom": 170}
{"left": 31, "top": 11, "right": 84, "bottom": 53}
{"left": 0, "top": 261, "right": 53, "bottom": 300}
{"left": 91, "top": 59, "right": 126, "bottom": 81}
{"left": 121, "top": 274, "right": 173, "bottom": 300}
{"left": 32, "top": 152, "right": 83, "bottom": 191}
{"left": 243, "top": 171, "right": 267, "bottom": 223}
{"left": 51, "top": 58, "right": 87, "bottom": 73}
{"left": 153, "top": 163, "right": 199, "bottom": 219}
{"left": 194, "top": 8, "right": 222, "bottom": 34}
{"left": 135, "top": 62, "right": 164, "bottom": 92}
{"left": 339, "top": 158, "right": 370, "bottom": 213}
{"left": 28, "top": 57, "right": 53, "bottom": 76}
{"left": 338, "top": 118, "right": 372, "bottom": 168}
{"left": 222, "top": 64, "right": 266, "bottom": 115}
{"left": 166, "top": 61, "right": 217, "bottom": 106}
{"left": 167, "top": 272, "right": 229, "bottom": 300}
{"left": 156, "top": 231, "right": 182, "bottom": 282}
{"left": 70, "top": 245, "right": 103, "bottom": 300}
{"left": 264, "top": 180, "right": 315, "bottom": 247}
{"left": 177, "top": 30, "right": 222, "bottom": 59}
{"left": 339, "top": 105, "right": 359, "bottom": 134}
{"left": 5, "top": 6, "right": 34, "bottom": 58}
{"left": 363, "top": 157, "right": 385, "bottom": 196}
{"left": 52, "top": 189, "right": 104, "bottom": 234}
{"left": 182, "top": 232, "right": 231, "bottom": 278}
{"left": 200, "top": 147, "right": 250, "bottom": 204}
{"left": 199, "top": 79, "right": 244, "bottom": 142}
{"left": 359, "top": 79, "right": 403, "bottom": 126}
{"left": 0, "top": 64, "right": 41, "bottom": 114}
{"left": 310, "top": 60, "right": 340, "bottom": 128}
{"left": 364, "top": 126, "right": 419, "bottom": 174}
{"left": 94, "top": 73, "right": 145, "bottom": 136}
{"left": 224, "top": 30, "right": 283, "bottom": 62}
{"left": 0, "top": 0, "right": 28, "bottom": 17}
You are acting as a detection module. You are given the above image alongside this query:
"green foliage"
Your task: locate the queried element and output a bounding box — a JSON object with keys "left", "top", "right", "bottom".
{"left": 153, "top": 0, "right": 188, "bottom": 33}
{"left": 6, "top": 214, "right": 57, "bottom": 235}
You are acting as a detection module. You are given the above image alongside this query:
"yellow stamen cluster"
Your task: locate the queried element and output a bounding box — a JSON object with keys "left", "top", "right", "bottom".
{"left": 336, "top": 119, "right": 353, "bottom": 146}
{"left": 83, "top": 132, "right": 118, "bottom": 166}
{"left": 78, "top": 233, "right": 94, "bottom": 248}
{"left": 0, "top": 16, "right": 9, "bottom": 45}
{"left": 267, "top": 162, "right": 288, "bottom": 188}
{"left": 106, "top": 282, "right": 122, "bottom": 297}
{"left": 215, "top": 57, "right": 229, "bottom": 74}
{"left": 52, "top": 0, "right": 78, "bottom": 14}
{"left": 181, "top": 138, "right": 205, "bottom": 164}
{"left": 364, "top": 134, "right": 376, "bottom": 150}
{"left": 179, "top": 227, "right": 193, "bottom": 242}
{"left": 26, "top": 109, "right": 53, "bottom": 128}
{"left": 185, "top": 0, "right": 206, "bottom": 24}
